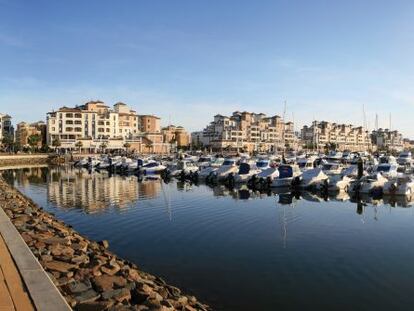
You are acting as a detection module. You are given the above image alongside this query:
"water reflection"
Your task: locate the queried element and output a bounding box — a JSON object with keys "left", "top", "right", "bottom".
{"left": 3, "top": 166, "right": 414, "bottom": 215}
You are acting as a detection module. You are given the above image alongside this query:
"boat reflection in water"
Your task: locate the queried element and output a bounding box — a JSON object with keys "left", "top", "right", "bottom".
{"left": 4, "top": 166, "right": 414, "bottom": 215}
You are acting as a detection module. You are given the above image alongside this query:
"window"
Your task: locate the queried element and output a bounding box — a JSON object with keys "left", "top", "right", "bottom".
{"left": 75, "top": 120, "right": 82, "bottom": 125}
{"left": 66, "top": 120, "right": 73, "bottom": 125}
{"left": 66, "top": 113, "right": 73, "bottom": 118}
{"left": 66, "top": 127, "right": 73, "bottom": 132}
{"left": 75, "top": 127, "right": 82, "bottom": 132}
{"left": 75, "top": 113, "right": 82, "bottom": 118}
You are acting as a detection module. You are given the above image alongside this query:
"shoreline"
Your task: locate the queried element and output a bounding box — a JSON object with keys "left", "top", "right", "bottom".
{"left": 0, "top": 174, "right": 209, "bottom": 311}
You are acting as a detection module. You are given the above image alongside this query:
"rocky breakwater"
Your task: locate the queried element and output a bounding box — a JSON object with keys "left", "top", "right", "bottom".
{"left": 0, "top": 178, "right": 209, "bottom": 311}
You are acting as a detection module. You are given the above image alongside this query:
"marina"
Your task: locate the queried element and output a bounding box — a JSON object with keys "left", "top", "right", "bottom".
{"left": 3, "top": 156, "right": 414, "bottom": 310}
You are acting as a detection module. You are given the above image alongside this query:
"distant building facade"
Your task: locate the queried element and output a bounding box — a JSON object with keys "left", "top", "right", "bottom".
{"left": 0, "top": 113, "right": 14, "bottom": 143}
{"left": 371, "top": 128, "right": 404, "bottom": 151}
{"left": 162, "top": 125, "right": 189, "bottom": 149}
{"left": 301, "top": 121, "right": 372, "bottom": 152}
{"left": 46, "top": 101, "right": 185, "bottom": 153}
{"left": 195, "top": 111, "right": 296, "bottom": 153}
{"left": 15, "top": 121, "right": 47, "bottom": 149}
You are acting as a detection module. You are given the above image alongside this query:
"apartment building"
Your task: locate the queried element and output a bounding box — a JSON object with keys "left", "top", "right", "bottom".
{"left": 301, "top": 121, "right": 372, "bottom": 152}
{"left": 15, "top": 121, "right": 47, "bottom": 148}
{"left": 162, "top": 125, "right": 189, "bottom": 148}
{"left": 371, "top": 128, "right": 404, "bottom": 151}
{"left": 197, "top": 111, "right": 296, "bottom": 153}
{"left": 139, "top": 115, "right": 161, "bottom": 133}
{"left": 47, "top": 101, "right": 136, "bottom": 150}
{"left": 46, "top": 101, "right": 183, "bottom": 154}
{"left": 0, "top": 113, "right": 14, "bottom": 142}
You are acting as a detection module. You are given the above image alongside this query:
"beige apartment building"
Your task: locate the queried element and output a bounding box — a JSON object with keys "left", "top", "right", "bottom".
{"left": 15, "top": 121, "right": 47, "bottom": 149}
{"left": 139, "top": 115, "right": 161, "bottom": 133}
{"left": 46, "top": 101, "right": 184, "bottom": 154}
{"left": 162, "top": 125, "right": 190, "bottom": 148}
{"left": 196, "top": 111, "right": 296, "bottom": 153}
{"left": 301, "top": 121, "right": 372, "bottom": 152}
{"left": 371, "top": 128, "right": 404, "bottom": 151}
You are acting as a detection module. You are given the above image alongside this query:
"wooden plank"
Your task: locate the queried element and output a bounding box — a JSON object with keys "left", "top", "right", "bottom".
{"left": 0, "top": 265, "right": 4, "bottom": 281}
{"left": 0, "top": 235, "right": 34, "bottom": 311}
{"left": 0, "top": 280, "right": 14, "bottom": 309}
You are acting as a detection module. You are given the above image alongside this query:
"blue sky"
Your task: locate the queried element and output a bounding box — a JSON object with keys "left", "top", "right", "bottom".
{"left": 1, "top": 0, "right": 414, "bottom": 136}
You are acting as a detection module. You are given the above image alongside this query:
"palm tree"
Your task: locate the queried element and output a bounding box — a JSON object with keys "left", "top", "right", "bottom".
{"left": 100, "top": 142, "right": 108, "bottom": 153}
{"left": 123, "top": 142, "right": 131, "bottom": 154}
{"left": 75, "top": 141, "right": 83, "bottom": 153}
{"left": 52, "top": 137, "right": 61, "bottom": 148}
{"left": 145, "top": 142, "right": 153, "bottom": 154}
{"left": 28, "top": 134, "right": 41, "bottom": 152}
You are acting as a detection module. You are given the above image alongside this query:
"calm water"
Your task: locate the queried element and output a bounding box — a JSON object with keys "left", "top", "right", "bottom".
{"left": 3, "top": 166, "right": 414, "bottom": 311}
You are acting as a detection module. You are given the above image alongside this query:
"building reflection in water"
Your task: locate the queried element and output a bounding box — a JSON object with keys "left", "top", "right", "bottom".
{"left": 3, "top": 167, "right": 414, "bottom": 215}
{"left": 46, "top": 167, "right": 163, "bottom": 213}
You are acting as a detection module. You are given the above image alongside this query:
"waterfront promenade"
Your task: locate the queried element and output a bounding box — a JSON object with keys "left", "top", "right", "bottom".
{"left": 0, "top": 232, "right": 34, "bottom": 311}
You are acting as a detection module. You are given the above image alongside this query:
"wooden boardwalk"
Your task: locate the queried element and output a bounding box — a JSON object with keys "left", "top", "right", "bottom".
{"left": 0, "top": 233, "right": 34, "bottom": 311}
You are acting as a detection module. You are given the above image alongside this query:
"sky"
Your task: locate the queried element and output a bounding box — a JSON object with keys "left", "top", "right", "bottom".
{"left": 1, "top": 0, "right": 414, "bottom": 136}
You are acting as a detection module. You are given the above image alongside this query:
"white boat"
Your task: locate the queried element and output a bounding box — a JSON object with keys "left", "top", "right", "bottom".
{"left": 383, "top": 175, "right": 414, "bottom": 196}
{"left": 256, "top": 167, "right": 279, "bottom": 181}
{"left": 271, "top": 164, "right": 302, "bottom": 188}
{"left": 375, "top": 163, "right": 398, "bottom": 178}
{"left": 297, "top": 167, "right": 328, "bottom": 189}
{"left": 255, "top": 158, "right": 271, "bottom": 171}
{"left": 233, "top": 162, "right": 261, "bottom": 183}
{"left": 350, "top": 173, "right": 388, "bottom": 195}
{"left": 397, "top": 151, "right": 412, "bottom": 165}
{"left": 212, "top": 158, "right": 239, "bottom": 181}
{"left": 322, "top": 162, "right": 344, "bottom": 175}
{"left": 169, "top": 160, "right": 199, "bottom": 177}
{"left": 327, "top": 165, "right": 359, "bottom": 192}
{"left": 297, "top": 156, "right": 317, "bottom": 172}
{"left": 139, "top": 161, "right": 166, "bottom": 174}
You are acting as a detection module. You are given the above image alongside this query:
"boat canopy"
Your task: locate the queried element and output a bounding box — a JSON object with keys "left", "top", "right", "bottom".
{"left": 238, "top": 163, "right": 251, "bottom": 175}
{"left": 278, "top": 165, "right": 293, "bottom": 178}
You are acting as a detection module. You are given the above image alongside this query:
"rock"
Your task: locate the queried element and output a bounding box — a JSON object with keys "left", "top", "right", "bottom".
{"left": 50, "top": 243, "right": 75, "bottom": 257}
{"left": 75, "top": 301, "right": 114, "bottom": 311}
{"left": 93, "top": 275, "right": 127, "bottom": 291}
{"left": 71, "top": 254, "right": 90, "bottom": 265}
{"left": 44, "top": 260, "right": 77, "bottom": 273}
{"left": 66, "top": 279, "right": 92, "bottom": 294}
{"left": 102, "top": 288, "right": 131, "bottom": 302}
{"left": 74, "top": 289, "right": 100, "bottom": 304}
{"left": 101, "top": 263, "right": 120, "bottom": 276}
{"left": 98, "top": 240, "right": 109, "bottom": 249}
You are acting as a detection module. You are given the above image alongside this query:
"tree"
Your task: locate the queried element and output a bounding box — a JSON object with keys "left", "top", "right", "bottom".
{"left": 52, "top": 137, "right": 61, "bottom": 149}
{"left": 28, "top": 134, "right": 41, "bottom": 151}
{"left": 100, "top": 142, "right": 107, "bottom": 153}
{"left": 1, "top": 135, "right": 15, "bottom": 152}
{"left": 123, "top": 142, "right": 131, "bottom": 153}
{"left": 145, "top": 142, "right": 153, "bottom": 154}
{"left": 75, "top": 141, "right": 83, "bottom": 153}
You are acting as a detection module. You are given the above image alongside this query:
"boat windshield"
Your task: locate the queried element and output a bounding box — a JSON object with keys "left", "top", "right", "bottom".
{"left": 238, "top": 163, "right": 250, "bottom": 175}
{"left": 223, "top": 160, "right": 235, "bottom": 166}
{"left": 298, "top": 162, "right": 307, "bottom": 168}
{"left": 144, "top": 162, "right": 158, "bottom": 168}
{"left": 256, "top": 161, "right": 269, "bottom": 168}
{"left": 377, "top": 165, "right": 390, "bottom": 172}
{"left": 278, "top": 166, "right": 293, "bottom": 178}
{"left": 198, "top": 157, "right": 210, "bottom": 162}
{"left": 323, "top": 164, "right": 339, "bottom": 171}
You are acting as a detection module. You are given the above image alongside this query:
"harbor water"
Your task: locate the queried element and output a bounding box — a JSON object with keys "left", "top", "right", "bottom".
{"left": 3, "top": 166, "right": 414, "bottom": 311}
